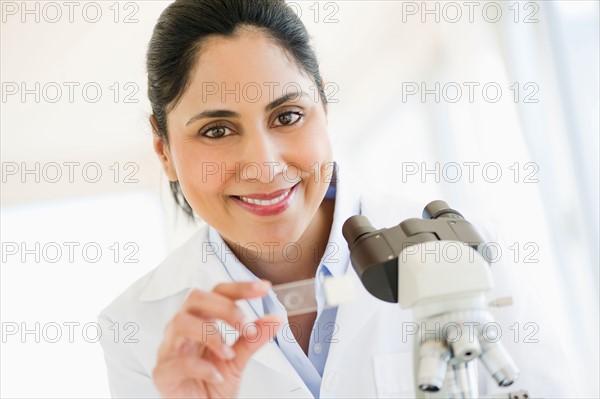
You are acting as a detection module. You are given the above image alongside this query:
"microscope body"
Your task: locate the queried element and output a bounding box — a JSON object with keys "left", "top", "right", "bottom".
{"left": 397, "top": 239, "right": 492, "bottom": 319}
{"left": 401, "top": 241, "right": 513, "bottom": 398}
{"left": 343, "top": 201, "right": 524, "bottom": 398}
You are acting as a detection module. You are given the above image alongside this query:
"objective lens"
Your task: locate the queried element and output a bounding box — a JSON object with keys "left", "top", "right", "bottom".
{"left": 417, "top": 340, "right": 450, "bottom": 392}
{"left": 479, "top": 339, "right": 520, "bottom": 387}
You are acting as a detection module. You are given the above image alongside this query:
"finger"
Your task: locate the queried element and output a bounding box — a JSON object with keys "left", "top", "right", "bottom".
{"left": 181, "top": 283, "right": 271, "bottom": 328}
{"left": 183, "top": 289, "right": 247, "bottom": 329}
{"left": 158, "top": 282, "right": 273, "bottom": 363}
{"left": 159, "top": 312, "right": 235, "bottom": 362}
{"left": 212, "top": 280, "right": 271, "bottom": 300}
{"left": 230, "top": 314, "right": 282, "bottom": 372}
{"left": 153, "top": 355, "right": 224, "bottom": 388}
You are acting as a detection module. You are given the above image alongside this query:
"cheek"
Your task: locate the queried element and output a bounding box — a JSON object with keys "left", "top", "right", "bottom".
{"left": 171, "top": 144, "right": 226, "bottom": 201}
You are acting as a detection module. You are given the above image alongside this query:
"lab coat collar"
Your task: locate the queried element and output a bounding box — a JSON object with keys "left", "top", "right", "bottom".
{"left": 138, "top": 226, "right": 216, "bottom": 302}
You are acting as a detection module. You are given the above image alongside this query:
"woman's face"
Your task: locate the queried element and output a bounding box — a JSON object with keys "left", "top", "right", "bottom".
{"left": 155, "top": 28, "right": 333, "bottom": 250}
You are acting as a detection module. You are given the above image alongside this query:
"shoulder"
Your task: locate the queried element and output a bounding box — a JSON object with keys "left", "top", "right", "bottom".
{"left": 98, "top": 224, "right": 229, "bottom": 323}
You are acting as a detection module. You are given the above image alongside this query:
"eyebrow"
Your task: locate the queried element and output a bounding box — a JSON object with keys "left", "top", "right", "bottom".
{"left": 185, "top": 91, "right": 308, "bottom": 127}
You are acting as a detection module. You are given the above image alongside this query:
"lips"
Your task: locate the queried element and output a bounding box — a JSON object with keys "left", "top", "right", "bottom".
{"left": 238, "top": 190, "right": 290, "bottom": 206}
{"left": 231, "top": 182, "right": 300, "bottom": 216}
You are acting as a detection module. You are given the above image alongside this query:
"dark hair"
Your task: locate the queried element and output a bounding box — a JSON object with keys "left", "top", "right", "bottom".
{"left": 147, "top": 0, "right": 327, "bottom": 219}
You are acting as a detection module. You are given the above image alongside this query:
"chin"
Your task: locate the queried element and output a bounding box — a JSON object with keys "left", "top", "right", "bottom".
{"left": 251, "top": 225, "right": 305, "bottom": 246}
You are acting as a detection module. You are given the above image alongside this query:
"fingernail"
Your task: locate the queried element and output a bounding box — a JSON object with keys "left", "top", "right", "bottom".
{"left": 213, "top": 371, "right": 224, "bottom": 383}
{"left": 222, "top": 345, "right": 235, "bottom": 360}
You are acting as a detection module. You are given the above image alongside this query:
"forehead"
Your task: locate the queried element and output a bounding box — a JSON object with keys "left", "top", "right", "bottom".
{"left": 184, "top": 29, "right": 312, "bottom": 102}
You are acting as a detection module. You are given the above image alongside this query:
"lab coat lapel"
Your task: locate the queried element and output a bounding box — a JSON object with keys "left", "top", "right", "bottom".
{"left": 318, "top": 169, "right": 381, "bottom": 375}
{"left": 245, "top": 341, "right": 313, "bottom": 396}
{"left": 326, "top": 267, "right": 380, "bottom": 366}
{"left": 235, "top": 298, "right": 313, "bottom": 397}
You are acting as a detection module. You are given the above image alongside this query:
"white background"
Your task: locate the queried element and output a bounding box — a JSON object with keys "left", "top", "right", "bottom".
{"left": 1, "top": 1, "right": 598, "bottom": 397}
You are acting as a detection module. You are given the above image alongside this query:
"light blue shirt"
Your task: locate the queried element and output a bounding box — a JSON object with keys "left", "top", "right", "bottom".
{"left": 207, "top": 176, "right": 360, "bottom": 398}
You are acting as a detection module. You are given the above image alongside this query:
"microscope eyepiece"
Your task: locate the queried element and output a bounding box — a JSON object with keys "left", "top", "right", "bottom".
{"left": 423, "top": 200, "right": 465, "bottom": 220}
{"left": 342, "top": 215, "right": 376, "bottom": 246}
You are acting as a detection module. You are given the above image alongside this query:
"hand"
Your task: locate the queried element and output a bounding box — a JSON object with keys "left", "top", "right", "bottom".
{"left": 152, "top": 281, "right": 281, "bottom": 398}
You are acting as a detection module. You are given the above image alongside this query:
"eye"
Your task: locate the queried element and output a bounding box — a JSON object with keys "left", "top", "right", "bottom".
{"left": 200, "top": 124, "right": 233, "bottom": 140}
{"left": 273, "top": 111, "right": 305, "bottom": 127}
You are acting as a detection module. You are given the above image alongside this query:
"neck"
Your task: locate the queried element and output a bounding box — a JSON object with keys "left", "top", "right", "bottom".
{"left": 227, "top": 198, "right": 335, "bottom": 285}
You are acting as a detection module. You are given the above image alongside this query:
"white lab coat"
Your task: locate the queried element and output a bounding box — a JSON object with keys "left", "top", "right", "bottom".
{"left": 98, "top": 183, "right": 575, "bottom": 398}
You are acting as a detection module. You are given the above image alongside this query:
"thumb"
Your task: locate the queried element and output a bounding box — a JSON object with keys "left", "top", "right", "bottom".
{"left": 231, "top": 314, "right": 282, "bottom": 370}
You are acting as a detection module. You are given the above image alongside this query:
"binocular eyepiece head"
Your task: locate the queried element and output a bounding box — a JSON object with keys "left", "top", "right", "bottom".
{"left": 343, "top": 201, "right": 464, "bottom": 247}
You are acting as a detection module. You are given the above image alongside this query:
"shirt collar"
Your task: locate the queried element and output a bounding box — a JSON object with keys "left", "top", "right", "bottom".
{"left": 207, "top": 227, "right": 259, "bottom": 283}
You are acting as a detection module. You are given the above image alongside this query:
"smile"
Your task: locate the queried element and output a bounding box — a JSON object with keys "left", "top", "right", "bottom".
{"left": 231, "top": 182, "right": 300, "bottom": 216}
{"left": 238, "top": 191, "right": 289, "bottom": 206}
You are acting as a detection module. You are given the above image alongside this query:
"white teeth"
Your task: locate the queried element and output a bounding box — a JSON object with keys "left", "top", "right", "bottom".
{"left": 239, "top": 190, "right": 290, "bottom": 206}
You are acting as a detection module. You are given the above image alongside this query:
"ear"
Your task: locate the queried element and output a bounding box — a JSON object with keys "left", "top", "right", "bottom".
{"left": 150, "top": 116, "right": 178, "bottom": 182}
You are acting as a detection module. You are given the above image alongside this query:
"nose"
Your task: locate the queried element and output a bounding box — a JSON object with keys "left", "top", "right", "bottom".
{"left": 240, "top": 128, "right": 285, "bottom": 184}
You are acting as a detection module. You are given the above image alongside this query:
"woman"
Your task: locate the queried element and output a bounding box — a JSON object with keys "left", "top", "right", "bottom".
{"left": 98, "top": 1, "right": 572, "bottom": 398}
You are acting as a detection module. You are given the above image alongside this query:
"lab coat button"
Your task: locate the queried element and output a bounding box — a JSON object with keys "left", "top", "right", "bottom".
{"left": 324, "top": 371, "right": 339, "bottom": 391}
{"left": 313, "top": 343, "right": 322, "bottom": 354}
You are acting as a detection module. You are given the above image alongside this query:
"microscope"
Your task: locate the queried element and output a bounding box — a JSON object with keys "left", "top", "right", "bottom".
{"left": 342, "top": 200, "right": 529, "bottom": 399}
